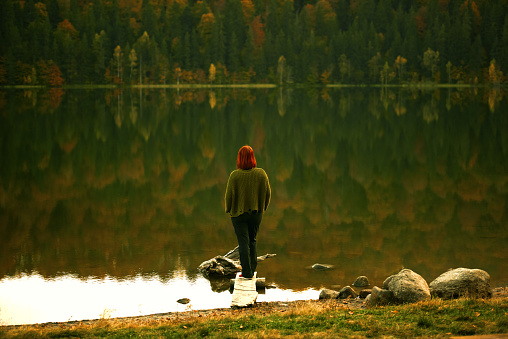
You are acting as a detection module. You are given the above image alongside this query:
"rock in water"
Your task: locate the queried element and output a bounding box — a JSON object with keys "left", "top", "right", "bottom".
{"left": 352, "top": 276, "right": 370, "bottom": 287}
{"left": 311, "top": 263, "right": 334, "bottom": 271}
{"left": 198, "top": 247, "right": 277, "bottom": 277}
{"left": 429, "top": 268, "right": 492, "bottom": 299}
{"left": 198, "top": 255, "right": 241, "bottom": 277}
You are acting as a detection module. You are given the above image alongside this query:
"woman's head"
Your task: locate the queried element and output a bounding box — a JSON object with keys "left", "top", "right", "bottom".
{"left": 237, "top": 145, "right": 257, "bottom": 170}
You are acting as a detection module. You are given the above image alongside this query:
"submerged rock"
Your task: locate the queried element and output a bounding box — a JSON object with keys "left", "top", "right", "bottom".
{"left": 310, "top": 263, "right": 334, "bottom": 271}
{"left": 429, "top": 268, "right": 492, "bottom": 299}
{"left": 352, "top": 276, "right": 370, "bottom": 287}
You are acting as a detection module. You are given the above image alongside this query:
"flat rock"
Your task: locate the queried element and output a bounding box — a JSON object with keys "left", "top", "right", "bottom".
{"left": 310, "top": 263, "right": 334, "bottom": 271}
{"left": 231, "top": 272, "right": 258, "bottom": 308}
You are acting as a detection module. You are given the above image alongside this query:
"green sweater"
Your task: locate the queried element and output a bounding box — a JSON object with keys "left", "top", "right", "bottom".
{"left": 225, "top": 168, "right": 271, "bottom": 217}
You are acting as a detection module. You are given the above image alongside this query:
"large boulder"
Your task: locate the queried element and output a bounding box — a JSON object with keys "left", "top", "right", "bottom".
{"left": 382, "top": 269, "right": 431, "bottom": 304}
{"left": 429, "top": 268, "right": 492, "bottom": 299}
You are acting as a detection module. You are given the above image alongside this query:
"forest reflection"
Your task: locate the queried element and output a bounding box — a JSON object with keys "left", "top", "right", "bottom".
{"left": 0, "top": 87, "right": 507, "bottom": 290}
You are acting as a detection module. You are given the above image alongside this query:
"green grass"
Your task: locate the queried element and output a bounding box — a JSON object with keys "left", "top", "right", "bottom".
{"left": 2, "top": 298, "right": 507, "bottom": 338}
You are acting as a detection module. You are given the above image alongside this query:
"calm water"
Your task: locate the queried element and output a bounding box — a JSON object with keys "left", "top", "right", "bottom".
{"left": 1, "top": 87, "right": 507, "bottom": 325}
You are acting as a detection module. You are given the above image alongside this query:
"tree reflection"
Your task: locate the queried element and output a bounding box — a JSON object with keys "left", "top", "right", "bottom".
{"left": 0, "top": 87, "right": 507, "bottom": 289}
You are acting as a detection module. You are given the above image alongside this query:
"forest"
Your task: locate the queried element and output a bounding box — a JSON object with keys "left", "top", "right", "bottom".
{"left": 0, "top": 0, "right": 508, "bottom": 86}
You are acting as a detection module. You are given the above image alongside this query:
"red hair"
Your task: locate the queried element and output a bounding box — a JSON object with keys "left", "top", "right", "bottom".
{"left": 237, "top": 145, "right": 257, "bottom": 170}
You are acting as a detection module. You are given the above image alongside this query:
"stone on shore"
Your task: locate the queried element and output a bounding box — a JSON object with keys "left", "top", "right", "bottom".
{"left": 338, "top": 286, "right": 358, "bottom": 299}
{"left": 319, "top": 288, "right": 340, "bottom": 300}
{"left": 382, "top": 269, "right": 431, "bottom": 304}
{"left": 429, "top": 268, "right": 492, "bottom": 299}
{"left": 365, "top": 286, "right": 396, "bottom": 306}
{"left": 359, "top": 289, "right": 372, "bottom": 299}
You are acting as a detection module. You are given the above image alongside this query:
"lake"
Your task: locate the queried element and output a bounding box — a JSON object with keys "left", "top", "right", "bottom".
{"left": 0, "top": 87, "right": 507, "bottom": 326}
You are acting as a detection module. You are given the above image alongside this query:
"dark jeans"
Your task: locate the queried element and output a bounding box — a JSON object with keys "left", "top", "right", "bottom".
{"left": 231, "top": 211, "right": 262, "bottom": 278}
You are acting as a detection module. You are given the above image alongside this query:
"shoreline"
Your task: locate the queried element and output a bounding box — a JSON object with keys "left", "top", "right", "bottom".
{"left": 3, "top": 287, "right": 506, "bottom": 331}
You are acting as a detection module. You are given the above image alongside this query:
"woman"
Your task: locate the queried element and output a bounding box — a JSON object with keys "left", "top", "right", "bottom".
{"left": 225, "top": 145, "right": 271, "bottom": 279}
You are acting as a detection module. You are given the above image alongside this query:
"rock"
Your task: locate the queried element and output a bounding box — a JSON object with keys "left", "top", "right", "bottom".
{"left": 311, "top": 263, "right": 334, "bottom": 271}
{"left": 338, "top": 286, "right": 358, "bottom": 299}
{"left": 177, "top": 298, "right": 190, "bottom": 304}
{"left": 257, "top": 253, "right": 277, "bottom": 261}
{"left": 198, "top": 247, "right": 276, "bottom": 278}
{"left": 383, "top": 269, "right": 431, "bottom": 304}
{"left": 429, "top": 268, "right": 492, "bottom": 299}
{"left": 359, "top": 289, "right": 372, "bottom": 299}
{"left": 198, "top": 255, "right": 241, "bottom": 277}
{"left": 352, "top": 276, "right": 370, "bottom": 287}
{"left": 366, "top": 286, "right": 396, "bottom": 306}
{"left": 319, "top": 288, "right": 340, "bottom": 299}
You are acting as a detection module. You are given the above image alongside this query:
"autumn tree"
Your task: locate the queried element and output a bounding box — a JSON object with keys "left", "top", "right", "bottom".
{"left": 277, "top": 55, "right": 287, "bottom": 85}
{"left": 423, "top": 48, "right": 440, "bottom": 80}
{"left": 209, "top": 63, "right": 216, "bottom": 83}
{"left": 128, "top": 48, "right": 138, "bottom": 84}
{"left": 394, "top": 55, "right": 407, "bottom": 82}
{"left": 112, "top": 45, "right": 123, "bottom": 83}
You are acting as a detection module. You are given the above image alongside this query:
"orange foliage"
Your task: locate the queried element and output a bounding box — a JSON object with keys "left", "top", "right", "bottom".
{"left": 37, "top": 60, "right": 65, "bottom": 86}
{"left": 251, "top": 16, "right": 265, "bottom": 50}
{"left": 118, "top": 157, "right": 145, "bottom": 182}
{"left": 241, "top": 0, "right": 255, "bottom": 24}
{"left": 198, "top": 13, "right": 215, "bottom": 42}
{"left": 415, "top": 6, "right": 427, "bottom": 36}
{"left": 304, "top": 4, "right": 316, "bottom": 29}
{"left": 316, "top": 0, "right": 336, "bottom": 23}
{"left": 57, "top": 19, "right": 78, "bottom": 38}
{"left": 320, "top": 69, "right": 332, "bottom": 84}
{"left": 35, "top": 2, "right": 48, "bottom": 17}
{"left": 461, "top": 0, "right": 482, "bottom": 33}
{"left": 457, "top": 174, "right": 486, "bottom": 202}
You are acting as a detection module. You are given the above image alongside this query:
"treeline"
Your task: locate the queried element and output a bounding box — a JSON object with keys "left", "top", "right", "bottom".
{"left": 1, "top": 0, "right": 508, "bottom": 86}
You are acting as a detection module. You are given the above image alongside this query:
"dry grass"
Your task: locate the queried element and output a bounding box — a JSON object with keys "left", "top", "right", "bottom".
{"left": 1, "top": 296, "right": 507, "bottom": 338}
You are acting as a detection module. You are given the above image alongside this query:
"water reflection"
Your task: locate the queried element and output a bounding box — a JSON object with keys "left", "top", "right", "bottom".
{"left": 0, "top": 87, "right": 507, "bottom": 325}
{"left": 0, "top": 272, "right": 318, "bottom": 326}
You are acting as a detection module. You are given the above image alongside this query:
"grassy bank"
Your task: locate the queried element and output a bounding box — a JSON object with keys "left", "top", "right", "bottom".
{"left": 2, "top": 297, "right": 507, "bottom": 338}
